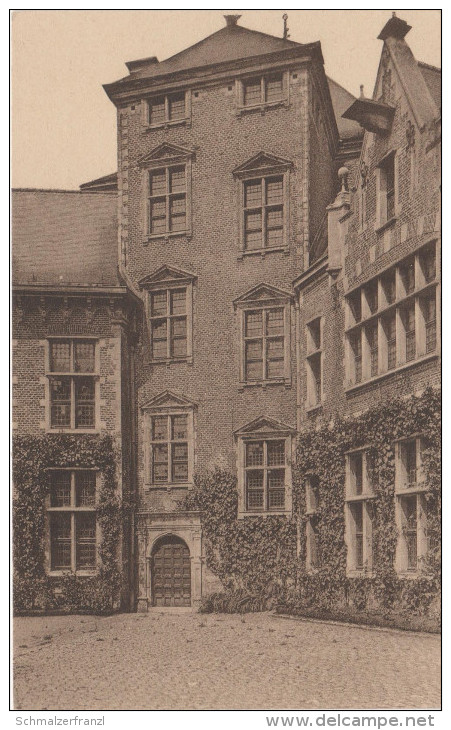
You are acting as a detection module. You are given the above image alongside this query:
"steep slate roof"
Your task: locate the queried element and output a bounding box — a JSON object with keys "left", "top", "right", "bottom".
{"left": 12, "top": 189, "right": 120, "bottom": 287}
{"left": 327, "top": 78, "right": 362, "bottom": 140}
{"left": 418, "top": 62, "right": 441, "bottom": 112}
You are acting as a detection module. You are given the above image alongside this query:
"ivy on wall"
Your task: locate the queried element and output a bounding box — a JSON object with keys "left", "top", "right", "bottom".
{"left": 13, "top": 434, "right": 124, "bottom": 614}
{"left": 186, "top": 388, "right": 440, "bottom": 620}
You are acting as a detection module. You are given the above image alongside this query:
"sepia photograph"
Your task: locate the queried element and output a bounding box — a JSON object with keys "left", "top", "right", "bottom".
{"left": 11, "top": 8, "right": 441, "bottom": 715}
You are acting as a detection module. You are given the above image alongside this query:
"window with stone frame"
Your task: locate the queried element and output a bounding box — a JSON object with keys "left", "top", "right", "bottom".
{"left": 395, "top": 436, "right": 429, "bottom": 573}
{"left": 48, "top": 339, "right": 97, "bottom": 430}
{"left": 148, "top": 165, "right": 187, "bottom": 236}
{"left": 243, "top": 176, "right": 284, "bottom": 251}
{"left": 235, "top": 285, "right": 292, "bottom": 387}
{"left": 48, "top": 469, "right": 97, "bottom": 572}
{"left": 235, "top": 416, "right": 294, "bottom": 518}
{"left": 149, "top": 413, "right": 190, "bottom": 485}
{"left": 146, "top": 91, "right": 189, "bottom": 127}
{"left": 238, "top": 72, "right": 288, "bottom": 111}
{"left": 345, "top": 450, "right": 375, "bottom": 574}
{"left": 149, "top": 288, "right": 188, "bottom": 361}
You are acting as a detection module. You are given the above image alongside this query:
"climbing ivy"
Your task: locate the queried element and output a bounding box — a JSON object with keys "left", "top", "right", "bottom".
{"left": 13, "top": 434, "right": 124, "bottom": 614}
{"left": 187, "top": 388, "right": 440, "bottom": 622}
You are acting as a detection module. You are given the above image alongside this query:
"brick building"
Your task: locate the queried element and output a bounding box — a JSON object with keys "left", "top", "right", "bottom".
{"left": 12, "top": 13, "right": 440, "bottom": 613}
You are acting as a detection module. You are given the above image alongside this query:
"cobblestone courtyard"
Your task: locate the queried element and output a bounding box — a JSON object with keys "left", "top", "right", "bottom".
{"left": 14, "top": 611, "right": 440, "bottom": 711}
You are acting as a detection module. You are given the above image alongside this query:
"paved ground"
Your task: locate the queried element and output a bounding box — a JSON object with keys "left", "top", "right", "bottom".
{"left": 13, "top": 610, "right": 440, "bottom": 711}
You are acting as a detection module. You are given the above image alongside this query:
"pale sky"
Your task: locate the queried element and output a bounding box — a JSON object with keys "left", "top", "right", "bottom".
{"left": 11, "top": 9, "right": 441, "bottom": 190}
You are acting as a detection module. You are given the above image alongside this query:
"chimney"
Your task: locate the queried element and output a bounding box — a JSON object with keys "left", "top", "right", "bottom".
{"left": 224, "top": 15, "right": 241, "bottom": 27}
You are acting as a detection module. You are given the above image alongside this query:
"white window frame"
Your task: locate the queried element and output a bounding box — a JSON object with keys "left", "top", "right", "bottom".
{"left": 143, "top": 406, "right": 195, "bottom": 489}
{"left": 46, "top": 468, "right": 99, "bottom": 576}
{"left": 45, "top": 337, "right": 99, "bottom": 433}
{"left": 394, "top": 436, "right": 429, "bottom": 575}
{"left": 143, "top": 90, "right": 191, "bottom": 129}
{"left": 345, "top": 449, "right": 375, "bottom": 575}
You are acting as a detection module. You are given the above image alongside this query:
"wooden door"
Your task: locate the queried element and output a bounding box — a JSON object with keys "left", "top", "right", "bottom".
{"left": 151, "top": 536, "right": 191, "bottom": 606}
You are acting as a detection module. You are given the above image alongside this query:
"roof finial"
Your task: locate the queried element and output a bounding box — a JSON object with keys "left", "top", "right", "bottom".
{"left": 392, "top": 11, "right": 396, "bottom": 17}
{"left": 283, "top": 13, "right": 290, "bottom": 40}
{"left": 224, "top": 15, "right": 241, "bottom": 27}
{"left": 360, "top": 84, "right": 365, "bottom": 98}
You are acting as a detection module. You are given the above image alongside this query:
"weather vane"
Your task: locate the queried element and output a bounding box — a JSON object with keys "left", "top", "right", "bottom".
{"left": 283, "top": 14, "right": 290, "bottom": 40}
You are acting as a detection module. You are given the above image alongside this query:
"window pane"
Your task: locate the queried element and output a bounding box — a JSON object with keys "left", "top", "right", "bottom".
{"left": 266, "top": 228, "right": 283, "bottom": 248}
{"left": 245, "top": 211, "right": 262, "bottom": 232}
{"left": 51, "top": 513, "right": 71, "bottom": 570}
{"left": 246, "top": 471, "right": 264, "bottom": 510}
{"left": 172, "top": 443, "right": 188, "bottom": 482}
{"left": 151, "top": 320, "right": 167, "bottom": 360}
{"left": 266, "top": 207, "right": 283, "bottom": 229}
{"left": 401, "top": 260, "right": 415, "bottom": 294}
{"left": 168, "top": 93, "right": 185, "bottom": 120}
{"left": 267, "top": 440, "right": 285, "bottom": 466}
{"left": 76, "top": 514, "right": 96, "bottom": 570}
{"left": 351, "top": 454, "right": 363, "bottom": 495}
{"left": 365, "top": 280, "right": 378, "bottom": 314}
{"left": 382, "top": 270, "right": 396, "bottom": 304}
{"left": 50, "top": 378, "right": 71, "bottom": 427}
{"left": 170, "top": 289, "right": 186, "bottom": 315}
{"left": 266, "top": 309, "right": 284, "bottom": 336}
{"left": 246, "top": 311, "right": 263, "bottom": 337}
{"left": 150, "top": 199, "right": 167, "bottom": 234}
{"left": 243, "top": 80, "right": 261, "bottom": 106}
{"left": 50, "top": 341, "right": 71, "bottom": 372}
{"left": 265, "top": 75, "right": 283, "bottom": 102}
{"left": 74, "top": 342, "right": 95, "bottom": 373}
{"left": 421, "top": 246, "right": 436, "bottom": 282}
{"left": 404, "top": 305, "right": 416, "bottom": 362}
{"left": 151, "top": 292, "right": 167, "bottom": 317}
{"left": 169, "top": 167, "right": 186, "bottom": 193}
{"left": 75, "top": 378, "right": 95, "bottom": 429}
{"left": 246, "top": 442, "right": 263, "bottom": 467}
{"left": 152, "top": 416, "right": 167, "bottom": 441}
{"left": 244, "top": 180, "right": 262, "bottom": 207}
{"left": 50, "top": 471, "right": 71, "bottom": 507}
{"left": 153, "top": 444, "right": 168, "bottom": 482}
{"left": 245, "top": 230, "right": 262, "bottom": 250}
{"left": 149, "top": 170, "right": 166, "bottom": 196}
{"left": 170, "top": 195, "right": 186, "bottom": 231}
{"left": 245, "top": 341, "right": 263, "bottom": 380}
{"left": 171, "top": 336, "right": 187, "bottom": 358}
{"left": 268, "top": 469, "right": 285, "bottom": 509}
{"left": 245, "top": 360, "right": 263, "bottom": 381}
{"left": 308, "top": 319, "right": 321, "bottom": 351}
{"left": 266, "top": 177, "right": 283, "bottom": 205}
{"left": 76, "top": 471, "right": 96, "bottom": 506}
{"left": 149, "top": 98, "right": 165, "bottom": 125}
{"left": 172, "top": 415, "right": 188, "bottom": 440}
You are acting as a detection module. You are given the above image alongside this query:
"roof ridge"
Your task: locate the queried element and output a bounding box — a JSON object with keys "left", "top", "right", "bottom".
{"left": 417, "top": 60, "right": 441, "bottom": 73}
{"left": 12, "top": 187, "right": 116, "bottom": 195}
{"left": 326, "top": 75, "right": 356, "bottom": 99}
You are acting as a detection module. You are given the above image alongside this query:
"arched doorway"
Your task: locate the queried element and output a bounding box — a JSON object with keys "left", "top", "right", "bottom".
{"left": 151, "top": 535, "right": 191, "bottom": 606}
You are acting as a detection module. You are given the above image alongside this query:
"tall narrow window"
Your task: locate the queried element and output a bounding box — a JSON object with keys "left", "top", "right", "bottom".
{"left": 48, "top": 340, "right": 96, "bottom": 430}
{"left": 403, "top": 304, "right": 416, "bottom": 362}
{"left": 350, "top": 331, "right": 362, "bottom": 384}
{"left": 245, "top": 439, "right": 286, "bottom": 511}
{"left": 243, "top": 176, "right": 284, "bottom": 250}
{"left": 244, "top": 308, "right": 285, "bottom": 382}
{"left": 366, "top": 321, "right": 379, "bottom": 377}
{"left": 148, "top": 166, "right": 186, "bottom": 236}
{"left": 48, "top": 470, "right": 97, "bottom": 572}
{"left": 383, "top": 313, "right": 396, "bottom": 370}
{"left": 305, "top": 475, "right": 320, "bottom": 570}
{"left": 345, "top": 451, "right": 374, "bottom": 574}
{"left": 149, "top": 289, "right": 187, "bottom": 361}
{"left": 306, "top": 317, "right": 323, "bottom": 406}
{"left": 424, "top": 294, "right": 437, "bottom": 353}
{"left": 378, "top": 152, "right": 396, "bottom": 226}
{"left": 150, "top": 414, "right": 189, "bottom": 485}
{"left": 395, "top": 436, "right": 428, "bottom": 574}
